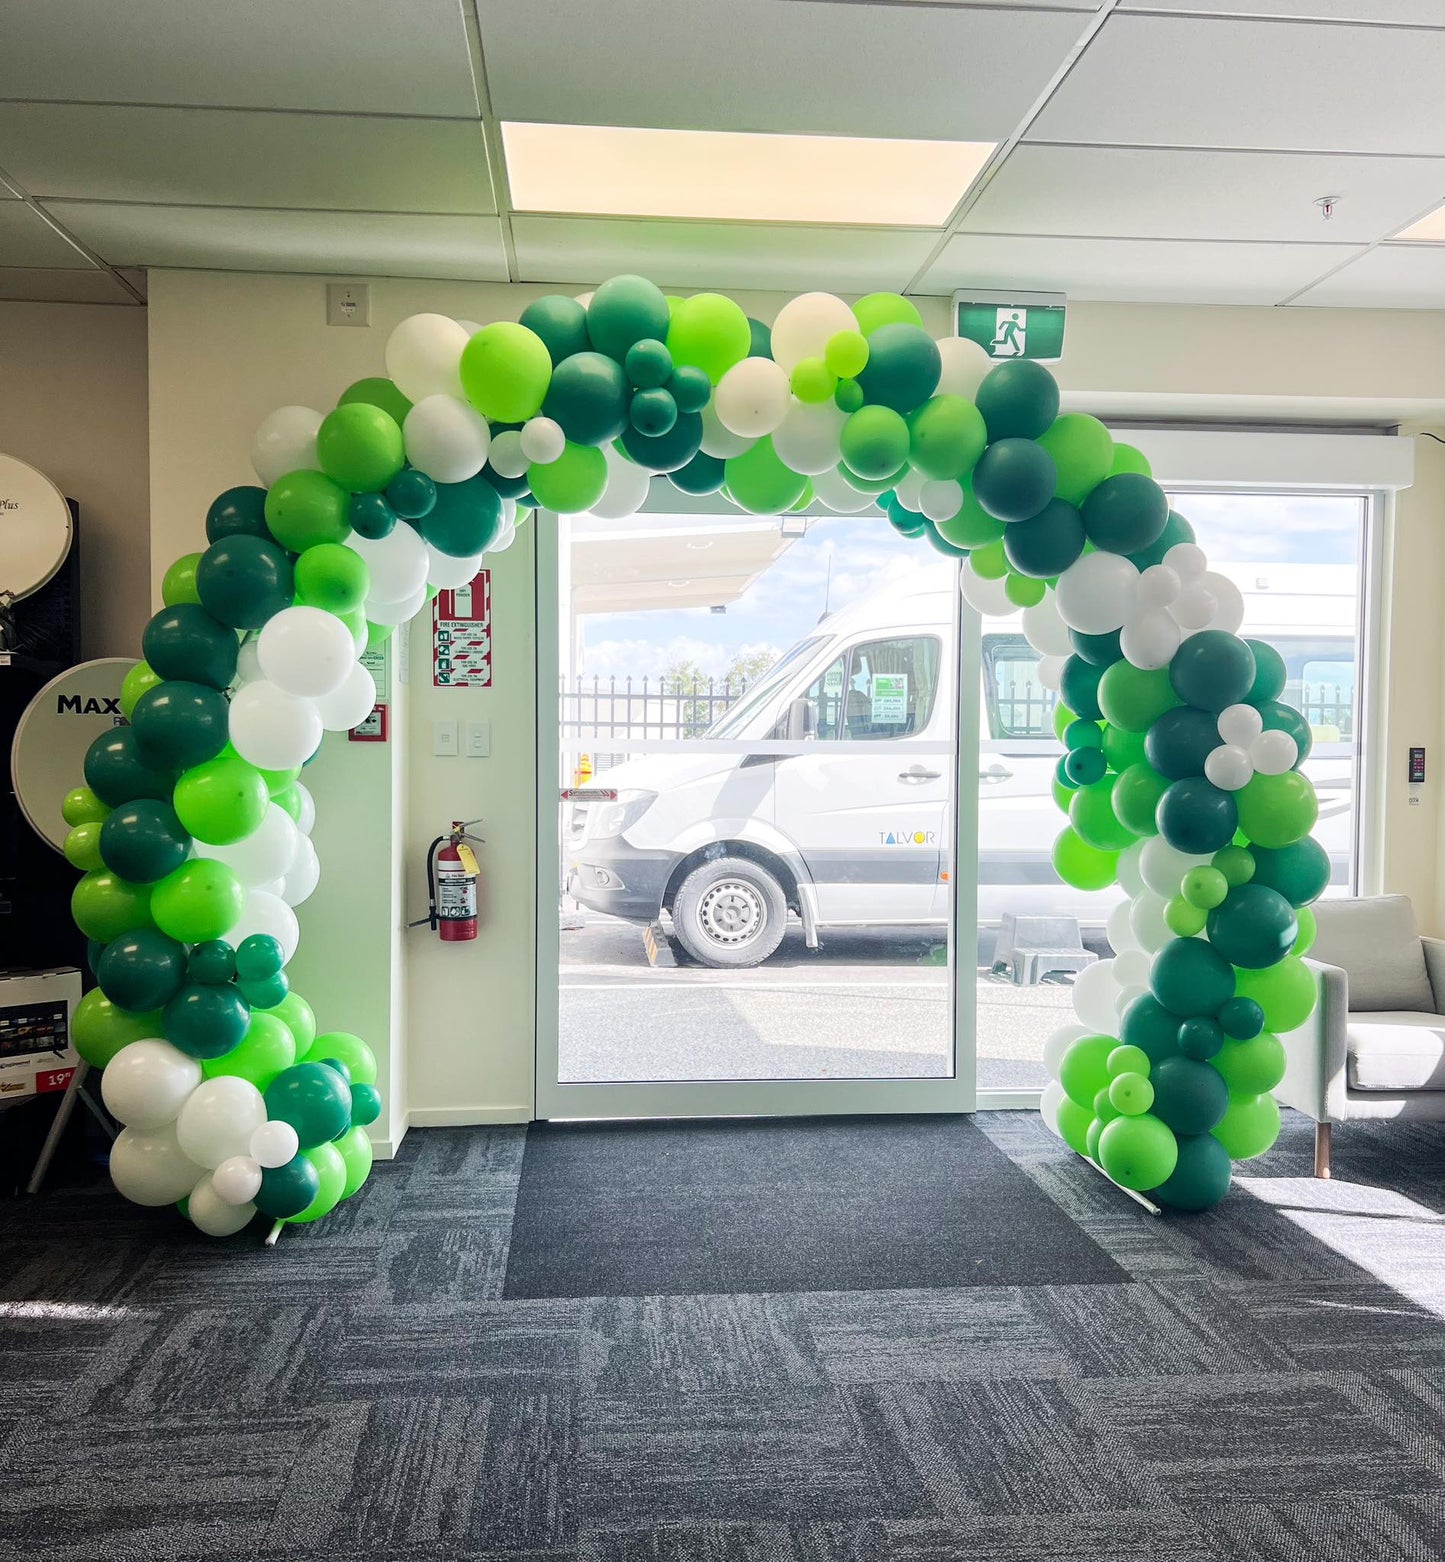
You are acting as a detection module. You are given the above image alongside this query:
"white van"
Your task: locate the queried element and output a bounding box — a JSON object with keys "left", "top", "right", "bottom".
{"left": 566, "top": 563, "right": 1356, "bottom": 967}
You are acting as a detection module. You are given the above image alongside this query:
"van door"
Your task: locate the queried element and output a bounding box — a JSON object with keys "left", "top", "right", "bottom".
{"left": 772, "top": 632, "right": 950, "bottom": 925}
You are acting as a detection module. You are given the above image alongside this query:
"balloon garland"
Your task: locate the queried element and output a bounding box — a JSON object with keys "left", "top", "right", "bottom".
{"left": 61, "top": 275, "right": 1317, "bottom": 1230}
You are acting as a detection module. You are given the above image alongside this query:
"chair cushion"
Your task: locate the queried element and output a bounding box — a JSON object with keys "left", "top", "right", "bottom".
{"left": 1311, "top": 895, "right": 1435, "bottom": 1013}
{"left": 1347, "top": 1012, "right": 1445, "bottom": 1092}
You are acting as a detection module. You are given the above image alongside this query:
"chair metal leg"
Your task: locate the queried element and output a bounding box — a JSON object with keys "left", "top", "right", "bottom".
{"left": 1314, "top": 1121, "right": 1332, "bottom": 1179}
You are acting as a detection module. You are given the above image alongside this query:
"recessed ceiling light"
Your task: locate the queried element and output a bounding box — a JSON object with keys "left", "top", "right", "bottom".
{"left": 1392, "top": 203, "right": 1445, "bottom": 243}
{"left": 501, "top": 122, "right": 994, "bottom": 228}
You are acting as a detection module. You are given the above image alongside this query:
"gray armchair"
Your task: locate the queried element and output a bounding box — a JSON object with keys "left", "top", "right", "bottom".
{"left": 1275, "top": 895, "right": 1445, "bottom": 1177}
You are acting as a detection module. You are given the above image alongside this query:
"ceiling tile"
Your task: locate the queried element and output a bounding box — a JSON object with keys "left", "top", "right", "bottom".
{"left": 915, "top": 231, "right": 1363, "bottom": 304}
{"left": 1032, "top": 13, "right": 1445, "bottom": 153}
{"left": 511, "top": 215, "right": 937, "bottom": 293}
{"left": 0, "top": 104, "right": 495, "bottom": 214}
{"left": 0, "top": 0, "right": 478, "bottom": 116}
{"left": 972, "top": 144, "right": 1445, "bottom": 243}
{"left": 50, "top": 203, "right": 510, "bottom": 281}
{"left": 477, "top": 0, "right": 1092, "bottom": 140}
{"left": 1288, "top": 244, "right": 1445, "bottom": 307}
{"left": 1120, "top": 1, "right": 1443, "bottom": 19}
{"left": 0, "top": 200, "right": 95, "bottom": 266}
{"left": 0, "top": 266, "right": 137, "bottom": 303}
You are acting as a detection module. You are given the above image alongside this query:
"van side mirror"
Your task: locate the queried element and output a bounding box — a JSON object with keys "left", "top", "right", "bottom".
{"left": 784, "top": 696, "right": 815, "bottom": 742}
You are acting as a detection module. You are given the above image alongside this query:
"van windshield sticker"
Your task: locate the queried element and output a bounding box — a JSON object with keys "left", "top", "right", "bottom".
{"left": 871, "top": 673, "right": 908, "bottom": 724}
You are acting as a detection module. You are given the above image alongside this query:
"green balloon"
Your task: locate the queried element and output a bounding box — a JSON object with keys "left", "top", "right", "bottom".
{"left": 163, "top": 980, "right": 250, "bottom": 1060}
{"left": 1167, "top": 896, "right": 1208, "bottom": 938}
{"left": 528, "top": 443, "right": 608, "bottom": 514}
{"left": 264, "top": 1061, "right": 352, "bottom": 1149}
{"left": 839, "top": 459, "right": 906, "bottom": 495}
{"left": 971, "top": 438, "right": 1056, "bottom": 523}
{"left": 1120, "top": 994, "right": 1183, "bottom": 1066}
{"left": 287, "top": 1141, "right": 348, "bottom": 1224}
{"left": 84, "top": 727, "right": 173, "bottom": 808}
{"left": 1213, "top": 1032, "right": 1285, "bottom": 1098}
{"left": 1069, "top": 628, "right": 1124, "bottom": 668}
{"left": 241, "top": 972, "right": 290, "bottom": 1010}
{"left": 64, "top": 821, "right": 105, "bottom": 872}
{"left": 119, "top": 663, "right": 162, "bottom": 720}
{"left": 620, "top": 409, "right": 703, "bottom": 473}
{"left": 385, "top": 468, "right": 436, "bottom": 521}
{"left": 925, "top": 521, "right": 971, "bottom": 560}
{"left": 1003, "top": 499, "right": 1085, "bottom": 578}
{"left": 630, "top": 387, "right": 677, "bottom": 437}
{"left": 195, "top": 536, "right": 294, "bottom": 630}
{"left": 1152, "top": 1131, "right": 1231, "bottom": 1210}
{"left": 1213, "top": 843, "right": 1257, "bottom": 890}
{"left": 1244, "top": 639, "right": 1287, "bottom": 705}
{"left": 188, "top": 938, "right": 236, "bottom": 985}
{"left": 1038, "top": 414, "right": 1114, "bottom": 507}
{"left": 317, "top": 402, "right": 404, "bottom": 493}
{"left": 584, "top": 276, "right": 671, "bottom": 364}
{"left": 1080, "top": 473, "right": 1168, "bottom": 555}
{"left": 1113, "top": 762, "right": 1168, "bottom": 837}
{"left": 203, "top": 1011, "right": 296, "bottom": 1090}
{"left": 934, "top": 484, "right": 1005, "bottom": 549}
{"left": 1236, "top": 771, "right": 1318, "bottom": 850}
{"left": 1064, "top": 719, "right": 1104, "bottom": 753}
{"left": 270, "top": 991, "right": 317, "bottom": 1052}
{"left": 1234, "top": 956, "right": 1315, "bottom": 1033}
{"left": 162, "top": 552, "right": 202, "bottom": 607}
{"left": 1069, "top": 775, "right": 1135, "bottom": 852}
{"left": 542, "top": 351, "right": 629, "bottom": 445}
{"left": 854, "top": 323, "right": 940, "bottom": 414}
{"left": 1099, "top": 1113, "right": 1178, "bottom": 1191}
{"left": 1182, "top": 865, "right": 1229, "bottom": 910}
{"left": 235, "top": 933, "right": 285, "bottom": 983}
{"left": 1211, "top": 1091, "right": 1280, "bottom": 1160}
{"left": 1176, "top": 1016, "right": 1224, "bottom": 1060}
{"left": 420, "top": 474, "right": 503, "bottom": 555}
{"left": 1170, "top": 631, "right": 1256, "bottom": 714}
{"left": 1157, "top": 776, "right": 1238, "bottom": 856}
{"left": 1004, "top": 572, "right": 1045, "bottom": 608}
{"left": 519, "top": 295, "right": 591, "bottom": 366}
{"left": 1056, "top": 1096, "right": 1093, "bottom": 1156}
{"left": 1102, "top": 724, "right": 1147, "bottom": 773}
{"left": 907, "top": 395, "right": 987, "bottom": 481}
{"left": 302, "top": 1030, "right": 377, "bottom": 1086}
{"left": 99, "top": 798, "right": 191, "bottom": 883}
{"left": 151, "top": 858, "right": 245, "bottom": 943}
{"left": 130, "top": 681, "right": 230, "bottom": 771}
{"left": 1063, "top": 747, "right": 1107, "bottom": 788}
{"left": 339, "top": 375, "right": 413, "bottom": 427}
{"left": 1059, "top": 655, "right": 1104, "bottom": 721}
{"left": 852, "top": 292, "right": 923, "bottom": 337}
{"left": 173, "top": 755, "right": 269, "bottom": 845}
{"left": 668, "top": 450, "right": 725, "bottom": 495}
{"left": 1247, "top": 838, "right": 1329, "bottom": 906}
{"left": 349, "top": 1081, "right": 383, "bottom": 1128}
{"left": 335, "top": 1124, "right": 375, "bottom": 1199}
{"left": 264, "top": 469, "right": 350, "bottom": 552}
{"left": 142, "top": 603, "right": 239, "bottom": 690}
{"left": 71, "top": 989, "right": 162, "bottom": 1068}
{"left": 1219, "top": 995, "right": 1266, "bottom": 1041}
{"left": 1060, "top": 1033, "right": 1115, "bottom": 1109}
{"left": 1259, "top": 699, "right": 1313, "bottom": 765}
{"left": 1206, "top": 883, "right": 1298, "bottom": 969}
{"left": 1109, "top": 442, "right": 1152, "bottom": 479}
{"left": 459, "top": 321, "right": 552, "bottom": 421}
{"left": 666, "top": 293, "right": 751, "bottom": 384}
{"left": 294, "top": 541, "right": 369, "bottom": 614}
{"left": 974, "top": 360, "right": 1060, "bottom": 442}
{"left": 206, "top": 485, "right": 269, "bottom": 544}
{"left": 1150, "top": 936, "right": 1235, "bottom": 1018}
{"left": 839, "top": 405, "right": 911, "bottom": 480}
{"left": 725, "top": 437, "right": 808, "bottom": 515}
{"left": 1127, "top": 508, "right": 1194, "bottom": 571}
{"left": 72, "top": 869, "right": 153, "bottom": 943}
{"left": 1052, "top": 826, "right": 1118, "bottom": 890}
{"left": 351, "top": 494, "right": 398, "bottom": 543}
{"left": 668, "top": 365, "right": 712, "bottom": 415}
{"left": 255, "top": 1151, "right": 322, "bottom": 1219}
{"left": 1149, "top": 1056, "right": 1229, "bottom": 1135}
{"left": 98, "top": 927, "right": 187, "bottom": 1012}
{"left": 1108, "top": 1072, "right": 1154, "bottom": 1116}
{"left": 1144, "top": 707, "right": 1218, "bottom": 781}
{"left": 1097, "top": 662, "right": 1180, "bottom": 733}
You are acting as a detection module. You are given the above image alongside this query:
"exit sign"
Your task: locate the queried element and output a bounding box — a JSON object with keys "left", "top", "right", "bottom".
{"left": 953, "top": 290, "right": 1066, "bottom": 363}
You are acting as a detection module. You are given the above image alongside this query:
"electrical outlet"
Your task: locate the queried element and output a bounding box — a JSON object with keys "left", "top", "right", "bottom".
{"left": 466, "top": 721, "right": 490, "bottom": 758}
{"left": 326, "top": 282, "right": 370, "bottom": 326}
{"left": 434, "top": 719, "right": 459, "bottom": 756}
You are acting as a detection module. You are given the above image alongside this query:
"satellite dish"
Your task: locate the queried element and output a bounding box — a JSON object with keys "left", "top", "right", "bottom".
{"left": 10, "top": 658, "right": 136, "bottom": 852}
{"left": 0, "top": 453, "right": 72, "bottom": 605}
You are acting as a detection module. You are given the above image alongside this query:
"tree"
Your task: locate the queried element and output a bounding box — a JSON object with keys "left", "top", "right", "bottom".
{"left": 726, "top": 647, "right": 778, "bottom": 687}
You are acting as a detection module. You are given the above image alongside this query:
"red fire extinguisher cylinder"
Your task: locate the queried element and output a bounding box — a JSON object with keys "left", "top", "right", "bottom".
{"left": 434, "top": 830, "right": 478, "bottom": 942}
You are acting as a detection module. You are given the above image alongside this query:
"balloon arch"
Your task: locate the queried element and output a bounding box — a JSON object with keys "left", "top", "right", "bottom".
{"left": 63, "top": 277, "right": 1321, "bottom": 1232}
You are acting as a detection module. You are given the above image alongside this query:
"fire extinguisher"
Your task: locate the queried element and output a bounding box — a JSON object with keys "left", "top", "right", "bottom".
{"left": 416, "top": 819, "right": 483, "bottom": 941}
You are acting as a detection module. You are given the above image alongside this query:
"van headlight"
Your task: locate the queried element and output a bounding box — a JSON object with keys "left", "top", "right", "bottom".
{"left": 589, "top": 789, "right": 657, "bottom": 840}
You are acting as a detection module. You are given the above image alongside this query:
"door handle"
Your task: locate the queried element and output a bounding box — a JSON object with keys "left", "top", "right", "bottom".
{"left": 898, "top": 766, "right": 942, "bottom": 783}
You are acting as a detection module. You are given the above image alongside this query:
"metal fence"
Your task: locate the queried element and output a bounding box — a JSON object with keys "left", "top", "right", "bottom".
{"left": 560, "top": 674, "right": 752, "bottom": 768}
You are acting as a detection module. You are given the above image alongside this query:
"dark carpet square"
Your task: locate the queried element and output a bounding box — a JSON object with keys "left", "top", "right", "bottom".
{"left": 504, "top": 1118, "right": 1125, "bottom": 1299}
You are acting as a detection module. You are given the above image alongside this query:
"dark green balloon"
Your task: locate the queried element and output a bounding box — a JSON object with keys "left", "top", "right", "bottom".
{"left": 386, "top": 468, "right": 437, "bottom": 520}
{"left": 620, "top": 409, "right": 703, "bottom": 474}
{"left": 164, "top": 982, "right": 251, "bottom": 1060}
{"left": 1145, "top": 706, "right": 1221, "bottom": 781}
{"left": 1176, "top": 1016, "right": 1224, "bottom": 1060}
{"left": 586, "top": 275, "right": 670, "bottom": 363}
{"left": 1080, "top": 473, "right": 1169, "bottom": 556}
{"left": 130, "top": 681, "right": 231, "bottom": 770}
{"left": 481, "top": 462, "right": 530, "bottom": 500}
{"left": 98, "top": 927, "right": 187, "bottom": 1012}
{"left": 263, "top": 1061, "right": 352, "bottom": 1149}
{"left": 350, "top": 1082, "right": 383, "bottom": 1128}
{"left": 84, "top": 727, "right": 174, "bottom": 808}
{"left": 1150, "top": 1057, "right": 1230, "bottom": 1135}
{"left": 854, "top": 324, "right": 941, "bottom": 414}
{"left": 630, "top": 387, "right": 677, "bottom": 437}
{"left": 1169, "top": 630, "right": 1256, "bottom": 714}
{"left": 1157, "top": 775, "right": 1238, "bottom": 855}
{"left": 886, "top": 503, "right": 928, "bottom": 539}
{"left": 1247, "top": 838, "right": 1330, "bottom": 907}
{"left": 195, "top": 535, "right": 294, "bottom": 630}
{"left": 922, "top": 522, "right": 969, "bottom": 559}
{"left": 1063, "top": 747, "right": 1107, "bottom": 787}
{"left": 1064, "top": 719, "right": 1104, "bottom": 753}
{"left": 1059, "top": 655, "right": 1104, "bottom": 721}
{"left": 626, "top": 337, "right": 672, "bottom": 389}
{"left": 1128, "top": 509, "right": 1195, "bottom": 571}
{"left": 141, "top": 604, "right": 239, "bottom": 690}
{"left": 236, "top": 933, "right": 285, "bottom": 982}
{"left": 318, "top": 1056, "right": 352, "bottom": 1087}
{"left": 668, "top": 365, "right": 712, "bottom": 415}
{"left": 99, "top": 798, "right": 191, "bottom": 882}
{"left": 1054, "top": 755, "right": 1079, "bottom": 793}
{"left": 1002, "top": 499, "right": 1085, "bottom": 578}
{"left": 1245, "top": 639, "right": 1287, "bottom": 705}
{"left": 542, "top": 351, "right": 629, "bottom": 446}
{"left": 1069, "top": 628, "right": 1123, "bottom": 668}
{"left": 747, "top": 317, "right": 773, "bottom": 359}
{"left": 254, "top": 1152, "right": 321, "bottom": 1220}
{"left": 187, "top": 939, "right": 236, "bottom": 985}
{"left": 1219, "top": 996, "right": 1266, "bottom": 1040}
{"left": 668, "top": 451, "right": 725, "bottom": 495}
{"left": 420, "top": 474, "right": 502, "bottom": 558}
{"left": 971, "top": 439, "right": 1057, "bottom": 523}
{"left": 349, "top": 491, "right": 397, "bottom": 539}
{"left": 1151, "top": 1131, "right": 1231, "bottom": 1211}
{"left": 1150, "top": 937, "right": 1235, "bottom": 1018}
{"left": 974, "top": 360, "right": 1060, "bottom": 442}
{"left": 205, "top": 486, "right": 269, "bottom": 544}
{"left": 1120, "top": 994, "right": 1184, "bottom": 1065}
{"left": 240, "top": 971, "right": 289, "bottom": 1009}
{"left": 519, "top": 294, "right": 592, "bottom": 366}
{"left": 1259, "top": 700, "right": 1312, "bottom": 765}
{"left": 1207, "top": 883, "right": 1299, "bottom": 969}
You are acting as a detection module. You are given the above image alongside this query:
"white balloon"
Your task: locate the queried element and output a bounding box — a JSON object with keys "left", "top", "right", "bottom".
{"left": 1130, "top": 890, "right": 1172, "bottom": 953}
{"left": 426, "top": 544, "right": 485, "bottom": 590}
{"left": 1170, "top": 581, "right": 1217, "bottom": 632}
{"left": 1106, "top": 898, "right": 1139, "bottom": 955}
{"left": 1040, "top": 1078, "right": 1066, "bottom": 1137}
{"left": 588, "top": 444, "right": 652, "bottom": 520}
{"left": 960, "top": 565, "right": 1016, "bottom": 618}
{"left": 455, "top": 318, "right": 482, "bottom": 337}
{"left": 894, "top": 466, "right": 926, "bottom": 512}
{"left": 1201, "top": 571, "right": 1246, "bottom": 633}
{"left": 809, "top": 465, "right": 878, "bottom": 514}
{"left": 1115, "top": 984, "right": 1150, "bottom": 1022}
{"left": 520, "top": 416, "right": 566, "bottom": 465}
{"left": 226, "top": 890, "right": 300, "bottom": 966}
{"left": 365, "top": 584, "right": 427, "bottom": 625}
{"left": 1137, "top": 564, "right": 1181, "bottom": 609}
{"left": 934, "top": 335, "right": 993, "bottom": 402}
{"left": 101, "top": 1040, "right": 201, "bottom": 1130}
{"left": 1218, "top": 703, "right": 1264, "bottom": 747}
{"left": 199, "top": 802, "right": 299, "bottom": 886}
{"left": 313, "top": 660, "right": 379, "bottom": 732}
{"left": 402, "top": 394, "right": 490, "bottom": 484}
{"left": 349, "top": 523, "right": 429, "bottom": 604}
{"left": 768, "top": 292, "right": 856, "bottom": 372}
{"left": 1055, "top": 552, "right": 1140, "bottom": 635}
{"left": 229, "top": 681, "right": 324, "bottom": 770}
{"left": 1117, "top": 839, "right": 1147, "bottom": 897}
{"left": 487, "top": 428, "right": 528, "bottom": 479}
{"left": 489, "top": 516, "right": 517, "bottom": 554}
{"left": 574, "top": 290, "right": 594, "bottom": 309}
{"left": 1112, "top": 948, "right": 1153, "bottom": 990}
{"left": 234, "top": 632, "right": 264, "bottom": 689}
{"left": 714, "top": 357, "right": 790, "bottom": 438}
{"left": 1072, "top": 958, "right": 1121, "bottom": 1033}
{"left": 212, "top": 1154, "right": 264, "bottom": 1206}
{"left": 1042, "top": 1023, "right": 1089, "bottom": 1079}
{"left": 384, "top": 312, "right": 468, "bottom": 402}
{"left": 282, "top": 832, "right": 321, "bottom": 907}
{"left": 1251, "top": 729, "right": 1299, "bottom": 775}
{"left": 110, "top": 1123, "right": 207, "bottom": 1207}
{"left": 699, "top": 398, "right": 753, "bottom": 459}
{"left": 1037, "top": 654, "right": 1065, "bottom": 692}
{"left": 1205, "top": 743, "right": 1254, "bottom": 791}
{"left": 919, "top": 479, "right": 963, "bottom": 524}
{"left": 771, "top": 398, "right": 846, "bottom": 476}
{"left": 176, "top": 1077, "right": 268, "bottom": 1171}
{"left": 187, "top": 1175, "right": 257, "bottom": 1237}
{"left": 1165, "top": 543, "right": 1207, "bottom": 580}
{"left": 258, "top": 605, "right": 354, "bottom": 698}
{"left": 1021, "top": 593, "right": 1072, "bottom": 657}
{"left": 1120, "top": 608, "right": 1181, "bottom": 671}
{"left": 293, "top": 782, "right": 316, "bottom": 836}
{"left": 250, "top": 1119, "right": 300, "bottom": 1169}
{"left": 252, "top": 405, "right": 322, "bottom": 487}
{"left": 1140, "top": 836, "right": 1208, "bottom": 899}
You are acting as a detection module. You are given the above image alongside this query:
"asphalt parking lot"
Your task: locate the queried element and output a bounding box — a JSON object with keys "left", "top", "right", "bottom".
{"left": 556, "top": 913, "right": 1070, "bottom": 1087}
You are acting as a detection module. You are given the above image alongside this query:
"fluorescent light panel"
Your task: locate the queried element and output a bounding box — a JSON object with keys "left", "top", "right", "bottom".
{"left": 501, "top": 122, "right": 993, "bottom": 227}
{"left": 1393, "top": 203, "right": 1445, "bottom": 243}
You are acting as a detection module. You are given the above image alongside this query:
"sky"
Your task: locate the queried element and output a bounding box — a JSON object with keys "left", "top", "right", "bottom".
{"left": 575, "top": 491, "right": 1364, "bottom": 683}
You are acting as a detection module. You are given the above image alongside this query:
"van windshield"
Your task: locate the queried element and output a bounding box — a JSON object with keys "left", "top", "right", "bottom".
{"left": 707, "top": 635, "right": 831, "bottom": 737}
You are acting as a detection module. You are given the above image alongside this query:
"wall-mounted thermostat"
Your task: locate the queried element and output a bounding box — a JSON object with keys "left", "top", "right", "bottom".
{"left": 1409, "top": 747, "right": 1426, "bottom": 784}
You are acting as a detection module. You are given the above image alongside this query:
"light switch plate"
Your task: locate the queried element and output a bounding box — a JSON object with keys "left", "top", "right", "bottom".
{"left": 326, "top": 282, "right": 370, "bottom": 326}
{"left": 434, "top": 719, "right": 459, "bottom": 756}
{"left": 466, "top": 721, "right": 490, "bottom": 758}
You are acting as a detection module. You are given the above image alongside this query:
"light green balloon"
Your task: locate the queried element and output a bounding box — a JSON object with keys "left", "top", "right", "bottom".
{"left": 527, "top": 442, "right": 608, "bottom": 513}
{"left": 286, "top": 1141, "right": 347, "bottom": 1224}
{"left": 852, "top": 292, "right": 924, "bottom": 337}
{"left": 202, "top": 1011, "right": 296, "bottom": 1090}
{"left": 1211, "top": 1091, "right": 1281, "bottom": 1159}
{"left": 162, "top": 552, "right": 203, "bottom": 607}
{"left": 1038, "top": 414, "right": 1114, "bottom": 507}
{"left": 725, "top": 437, "right": 808, "bottom": 515}
{"left": 459, "top": 322, "right": 552, "bottom": 422}
{"left": 336, "top": 1124, "right": 375, "bottom": 1200}
{"left": 665, "top": 293, "right": 751, "bottom": 384}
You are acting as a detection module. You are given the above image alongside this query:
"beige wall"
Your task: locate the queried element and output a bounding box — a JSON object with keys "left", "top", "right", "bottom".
{"left": 0, "top": 300, "right": 150, "bottom": 658}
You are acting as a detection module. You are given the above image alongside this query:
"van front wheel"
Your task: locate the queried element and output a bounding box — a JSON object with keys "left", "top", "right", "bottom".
{"left": 671, "top": 857, "right": 787, "bottom": 968}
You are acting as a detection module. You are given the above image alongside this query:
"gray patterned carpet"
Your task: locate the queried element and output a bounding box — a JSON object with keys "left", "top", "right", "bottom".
{"left": 3, "top": 1110, "right": 1445, "bottom": 1560}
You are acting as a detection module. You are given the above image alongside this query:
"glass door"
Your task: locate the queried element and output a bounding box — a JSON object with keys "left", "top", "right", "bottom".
{"left": 535, "top": 505, "right": 978, "bottom": 1121}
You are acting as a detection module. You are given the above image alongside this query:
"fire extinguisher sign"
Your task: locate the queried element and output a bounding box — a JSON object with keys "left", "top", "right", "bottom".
{"left": 433, "top": 569, "right": 492, "bottom": 688}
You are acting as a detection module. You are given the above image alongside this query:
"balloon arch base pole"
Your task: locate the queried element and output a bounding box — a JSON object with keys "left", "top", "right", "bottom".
{"left": 264, "top": 1218, "right": 286, "bottom": 1248}
{"left": 1082, "top": 1154, "right": 1164, "bottom": 1216}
